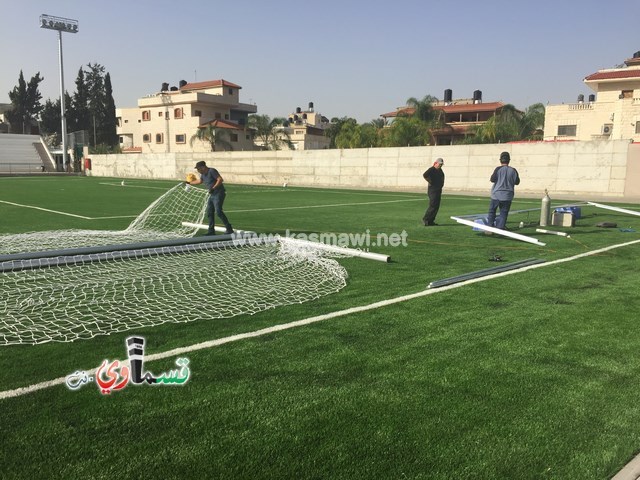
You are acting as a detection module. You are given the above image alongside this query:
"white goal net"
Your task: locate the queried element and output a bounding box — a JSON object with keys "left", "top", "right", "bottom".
{"left": 0, "top": 185, "right": 354, "bottom": 346}
{"left": 0, "top": 183, "right": 207, "bottom": 256}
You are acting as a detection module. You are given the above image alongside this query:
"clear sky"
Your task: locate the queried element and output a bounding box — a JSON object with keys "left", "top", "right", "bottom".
{"left": 1, "top": 0, "right": 638, "bottom": 123}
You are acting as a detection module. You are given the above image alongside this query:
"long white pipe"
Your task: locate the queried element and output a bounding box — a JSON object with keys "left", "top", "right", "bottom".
{"left": 536, "top": 228, "right": 570, "bottom": 237}
{"left": 181, "top": 222, "right": 253, "bottom": 236}
{"left": 279, "top": 236, "right": 390, "bottom": 263}
{"left": 451, "top": 216, "right": 546, "bottom": 246}
{"left": 536, "top": 228, "right": 571, "bottom": 238}
{"left": 587, "top": 202, "right": 640, "bottom": 217}
{"left": 180, "top": 222, "right": 390, "bottom": 262}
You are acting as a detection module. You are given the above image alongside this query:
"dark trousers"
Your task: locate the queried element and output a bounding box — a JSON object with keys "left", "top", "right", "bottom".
{"left": 487, "top": 198, "right": 512, "bottom": 229}
{"left": 423, "top": 187, "right": 442, "bottom": 225}
{"left": 207, "top": 190, "right": 232, "bottom": 234}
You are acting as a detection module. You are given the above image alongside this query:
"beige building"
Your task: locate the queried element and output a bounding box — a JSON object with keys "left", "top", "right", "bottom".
{"left": 283, "top": 103, "right": 331, "bottom": 150}
{"left": 544, "top": 51, "right": 640, "bottom": 141}
{"left": 116, "top": 79, "right": 257, "bottom": 153}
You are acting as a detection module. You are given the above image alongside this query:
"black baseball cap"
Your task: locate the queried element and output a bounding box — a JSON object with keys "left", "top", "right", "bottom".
{"left": 194, "top": 160, "right": 207, "bottom": 169}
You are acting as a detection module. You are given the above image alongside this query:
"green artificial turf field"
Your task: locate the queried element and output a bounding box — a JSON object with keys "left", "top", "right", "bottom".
{"left": 1, "top": 175, "right": 639, "bottom": 479}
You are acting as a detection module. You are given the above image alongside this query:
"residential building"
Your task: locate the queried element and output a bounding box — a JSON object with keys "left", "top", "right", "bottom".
{"left": 282, "top": 103, "right": 331, "bottom": 150}
{"left": 117, "top": 79, "right": 257, "bottom": 153}
{"left": 543, "top": 51, "right": 640, "bottom": 142}
{"left": 381, "top": 90, "right": 511, "bottom": 145}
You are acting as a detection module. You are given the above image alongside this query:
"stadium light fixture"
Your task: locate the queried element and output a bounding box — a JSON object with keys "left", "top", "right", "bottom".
{"left": 39, "top": 14, "right": 78, "bottom": 171}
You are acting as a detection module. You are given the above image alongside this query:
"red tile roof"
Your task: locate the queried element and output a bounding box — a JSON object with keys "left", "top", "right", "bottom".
{"left": 584, "top": 69, "right": 640, "bottom": 81}
{"left": 381, "top": 102, "right": 507, "bottom": 118}
{"left": 198, "top": 119, "right": 245, "bottom": 130}
{"left": 181, "top": 79, "right": 242, "bottom": 91}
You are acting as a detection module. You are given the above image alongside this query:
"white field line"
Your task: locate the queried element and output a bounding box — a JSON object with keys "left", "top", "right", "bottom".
{"left": 1, "top": 197, "right": 424, "bottom": 221}
{"left": 2, "top": 238, "right": 639, "bottom": 401}
{"left": 98, "top": 182, "right": 174, "bottom": 190}
{"left": 0, "top": 200, "right": 92, "bottom": 219}
{"left": 99, "top": 182, "right": 424, "bottom": 199}
{"left": 227, "top": 198, "right": 423, "bottom": 213}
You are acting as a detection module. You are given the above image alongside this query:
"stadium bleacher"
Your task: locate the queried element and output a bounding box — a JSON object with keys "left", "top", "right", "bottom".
{"left": 0, "top": 134, "right": 55, "bottom": 174}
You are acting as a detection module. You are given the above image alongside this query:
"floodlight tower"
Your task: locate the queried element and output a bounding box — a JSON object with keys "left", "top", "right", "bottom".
{"left": 40, "top": 14, "right": 78, "bottom": 171}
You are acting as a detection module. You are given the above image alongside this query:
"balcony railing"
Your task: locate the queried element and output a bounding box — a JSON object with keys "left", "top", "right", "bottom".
{"left": 568, "top": 103, "right": 594, "bottom": 111}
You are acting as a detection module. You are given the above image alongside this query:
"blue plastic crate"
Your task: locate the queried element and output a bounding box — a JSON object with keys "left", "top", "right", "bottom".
{"left": 554, "top": 206, "right": 581, "bottom": 219}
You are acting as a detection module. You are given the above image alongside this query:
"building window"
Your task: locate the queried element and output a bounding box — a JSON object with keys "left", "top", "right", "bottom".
{"left": 158, "top": 112, "right": 163, "bottom": 117}
{"left": 125, "top": 119, "right": 129, "bottom": 123}
{"left": 142, "top": 110, "right": 150, "bottom": 121}
{"left": 143, "top": 134, "right": 151, "bottom": 143}
{"left": 230, "top": 133, "right": 238, "bottom": 142}
{"left": 119, "top": 136, "right": 123, "bottom": 144}
{"left": 175, "top": 134, "right": 186, "bottom": 144}
{"left": 215, "top": 112, "right": 222, "bottom": 119}
{"left": 174, "top": 108, "right": 183, "bottom": 119}
{"left": 116, "top": 118, "right": 122, "bottom": 127}
{"left": 557, "top": 125, "right": 577, "bottom": 136}
{"left": 228, "top": 88, "right": 233, "bottom": 95}
{"left": 194, "top": 110, "right": 202, "bottom": 117}
{"left": 621, "top": 90, "right": 633, "bottom": 99}
{"left": 156, "top": 133, "right": 164, "bottom": 144}
{"left": 636, "top": 121, "right": 640, "bottom": 134}
{"left": 224, "top": 114, "right": 229, "bottom": 120}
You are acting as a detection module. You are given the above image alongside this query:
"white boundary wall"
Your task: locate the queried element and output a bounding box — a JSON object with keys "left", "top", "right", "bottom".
{"left": 88, "top": 140, "right": 640, "bottom": 200}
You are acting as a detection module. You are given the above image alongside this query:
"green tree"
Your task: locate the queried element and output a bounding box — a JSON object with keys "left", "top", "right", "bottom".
{"left": 6, "top": 71, "right": 44, "bottom": 134}
{"left": 248, "top": 114, "right": 293, "bottom": 150}
{"left": 462, "top": 103, "right": 545, "bottom": 144}
{"left": 69, "top": 67, "right": 91, "bottom": 134}
{"left": 405, "top": 95, "right": 439, "bottom": 122}
{"left": 383, "top": 116, "right": 432, "bottom": 147}
{"left": 80, "top": 63, "right": 118, "bottom": 149}
{"left": 190, "top": 124, "right": 233, "bottom": 151}
{"left": 39, "top": 98, "right": 61, "bottom": 138}
{"left": 325, "top": 117, "right": 358, "bottom": 148}
{"left": 335, "top": 121, "right": 381, "bottom": 148}
{"left": 102, "top": 73, "right": 118, "bottom": 146}
{"left": 518, "top": 103, "right": 545, "bottom": 140}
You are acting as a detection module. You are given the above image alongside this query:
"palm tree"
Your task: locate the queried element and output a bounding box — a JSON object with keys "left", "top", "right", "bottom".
{"left": 190, "top": 124, "right": 233, "bottom": 152}
{"left": 383, "top": 116, "right": 431, "bottom": 147}
{"left": 405, "top": 95, "right": 439, "bottom": 122}
{"left": 462, "top": 103, "right": 545, "bottom": 144}
{"left": 248, "top": 114, "right": 293, "bottom": 150}
{"left": 518, "top": 103, "right": 545, "bottom": 140}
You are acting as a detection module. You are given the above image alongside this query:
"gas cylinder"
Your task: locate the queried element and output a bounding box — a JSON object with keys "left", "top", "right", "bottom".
{"left": 540, "top": 190, "right": 551, "bottom": 226}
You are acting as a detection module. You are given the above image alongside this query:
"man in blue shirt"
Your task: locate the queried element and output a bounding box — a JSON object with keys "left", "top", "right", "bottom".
{"left": 487, "top": 151, "right": 520, "bottom": 230}
{"left": 188, "top": 160, "right": 233, "bottom": 235}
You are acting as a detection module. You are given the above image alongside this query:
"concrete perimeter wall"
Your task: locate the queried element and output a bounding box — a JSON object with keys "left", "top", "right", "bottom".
{"left": 88, "top": 140, "right": 640, "bottom": 201}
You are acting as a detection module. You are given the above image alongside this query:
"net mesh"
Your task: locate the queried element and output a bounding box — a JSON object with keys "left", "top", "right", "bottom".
{"left": 0, "top": 183, "right": 355, "bottom": 345}
{"left": 0, "top": 183, "right": 207, "bottom": 256}
{"left": 0, "top": 236, "right": 350, "bottom": 346}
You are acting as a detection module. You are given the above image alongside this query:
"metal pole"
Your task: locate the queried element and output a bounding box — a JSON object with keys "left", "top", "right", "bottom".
{"left": 58, "top": 30, "right": 68, "bottom": 171}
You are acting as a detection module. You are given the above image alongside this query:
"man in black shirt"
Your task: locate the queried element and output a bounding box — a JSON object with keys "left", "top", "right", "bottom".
{"left": 422, "top": 158, "right": 445, "bottom": 226}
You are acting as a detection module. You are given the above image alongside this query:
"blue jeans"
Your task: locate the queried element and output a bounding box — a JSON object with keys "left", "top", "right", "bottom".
{"left": 487, "top": 198, "right": 512, "bottom": 229}
{"left": 207, "top": 190, "right": 232, "bottom": 234}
